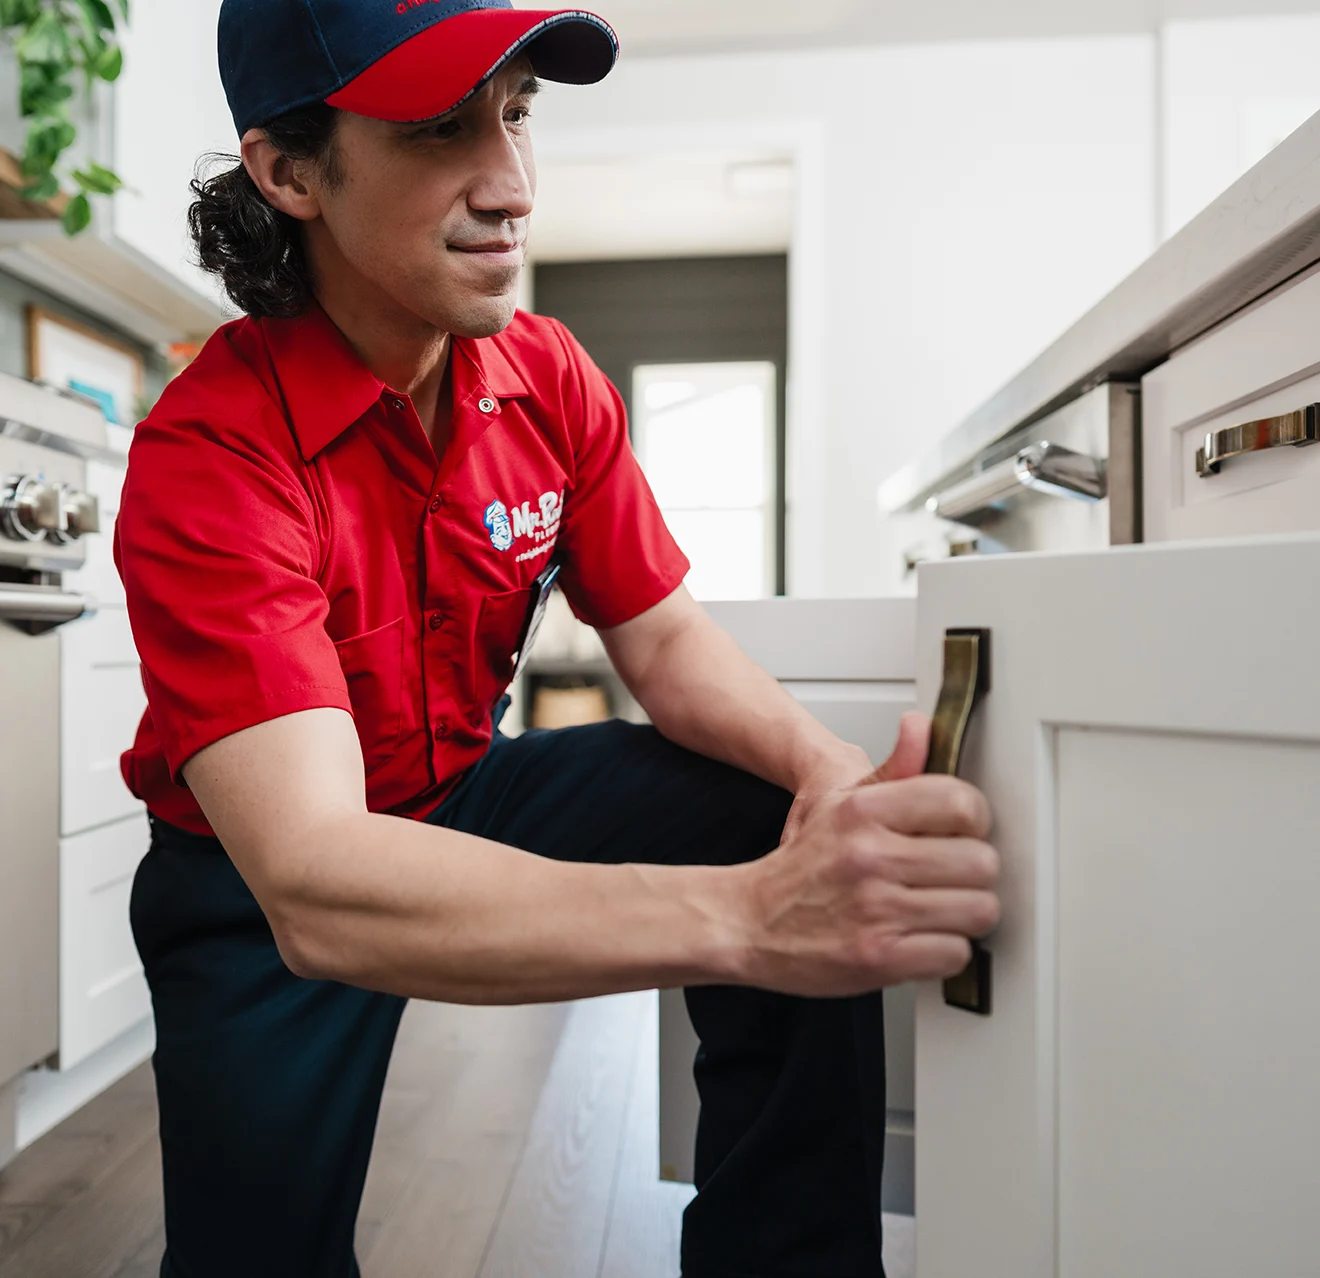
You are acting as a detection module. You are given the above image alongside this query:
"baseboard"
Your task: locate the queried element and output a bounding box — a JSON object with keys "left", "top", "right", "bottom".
{"left": 15, "top": 1016, "right": 154, "bottom": 1151}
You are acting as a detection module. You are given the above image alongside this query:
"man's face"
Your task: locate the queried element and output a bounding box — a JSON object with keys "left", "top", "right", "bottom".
{"left": 307, "top": 62, "right": 538, "bottom": 338}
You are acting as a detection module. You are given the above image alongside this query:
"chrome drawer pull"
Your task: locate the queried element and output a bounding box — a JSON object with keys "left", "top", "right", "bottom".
{"left": 1196, "top": 405, "right": 1320, "bottom": 478}
{"left": 926, "top": 442, "right": 1107, "bottom": 522}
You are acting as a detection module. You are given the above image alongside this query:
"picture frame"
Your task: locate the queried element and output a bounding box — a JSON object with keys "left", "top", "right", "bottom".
{"left": 26, "top": 305, "right": 146, "bottom": 429}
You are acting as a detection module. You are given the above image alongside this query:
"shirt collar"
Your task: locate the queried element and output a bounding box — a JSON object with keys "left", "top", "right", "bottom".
{"left": 261, "top": 303, "right": 384, "bottom": 462}
{"left": 262, "top": 303, "right": 529, "bottom": 463}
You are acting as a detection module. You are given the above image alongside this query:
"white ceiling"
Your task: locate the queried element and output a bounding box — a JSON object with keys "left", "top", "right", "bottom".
{"left": 549, "top": 0, "right": 1320, "bottom": 55}
{"left": 529, "top": 152, "right": 794, "bottom": 263}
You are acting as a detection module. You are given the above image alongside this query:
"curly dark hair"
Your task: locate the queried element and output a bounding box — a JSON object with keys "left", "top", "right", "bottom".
{"left": 188, "top": 104, "right": 344, "bottom": 319}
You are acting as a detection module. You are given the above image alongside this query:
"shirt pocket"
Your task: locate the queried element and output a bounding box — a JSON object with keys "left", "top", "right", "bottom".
{"left": 333, "top": 617, "right": 405, "bottom": 774}
{"left": 472, "top": 587, "right": 531, "bottom": 714}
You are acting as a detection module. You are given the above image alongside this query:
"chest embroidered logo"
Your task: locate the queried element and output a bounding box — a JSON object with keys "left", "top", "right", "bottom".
{"left": 484, "top": 501, "right": 514, "bottom": 552}
{"left": 484, "top": 490, "right": 564, "bottom": 561}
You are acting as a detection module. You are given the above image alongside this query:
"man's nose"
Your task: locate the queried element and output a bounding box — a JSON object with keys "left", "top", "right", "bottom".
{"left": 467, "top": 130, "right": 534, "bottom": 221}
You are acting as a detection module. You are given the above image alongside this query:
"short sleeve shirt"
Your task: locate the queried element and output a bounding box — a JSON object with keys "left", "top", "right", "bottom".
{"left": 114, "top": 303, "right": 689, "bottom": 836}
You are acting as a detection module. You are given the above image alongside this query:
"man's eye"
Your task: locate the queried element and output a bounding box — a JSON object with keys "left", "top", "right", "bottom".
{"left": 507, "top": 108, "right": 532, "bottom": 126}
{"left": 421, "top": 120, "right": 461, "bottom": 140}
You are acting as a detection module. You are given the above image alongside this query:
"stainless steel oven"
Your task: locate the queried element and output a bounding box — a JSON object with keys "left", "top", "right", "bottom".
{"left": 0, "top": 374, "right": 106, "bottom": 1165}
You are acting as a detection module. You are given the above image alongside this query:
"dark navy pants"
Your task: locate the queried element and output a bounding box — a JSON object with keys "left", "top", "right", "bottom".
{"left": 131, "top": 715, "right": 888, "bottom": 1277}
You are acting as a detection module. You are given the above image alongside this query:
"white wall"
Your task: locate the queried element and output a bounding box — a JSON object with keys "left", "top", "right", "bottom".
{"left": 532, "top": 37, "right": 1157, "bottom": 597}
{"left": 113, "top": 0, "right": 233, "bottom": 310}
{"left": 1162, "top": 14, "right": 1320, "bottom": 240}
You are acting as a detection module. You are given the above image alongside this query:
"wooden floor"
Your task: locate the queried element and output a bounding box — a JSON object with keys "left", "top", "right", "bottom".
{"left": 0, "top": 992, "right": 914, "bottom": 1277}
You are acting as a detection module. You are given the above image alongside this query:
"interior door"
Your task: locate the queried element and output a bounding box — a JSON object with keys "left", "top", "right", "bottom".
{"left": 914, "top": 535, "right": 1320, "bottom": 1278}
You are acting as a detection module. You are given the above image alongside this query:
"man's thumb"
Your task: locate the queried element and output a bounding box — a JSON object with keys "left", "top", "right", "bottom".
{"left": 868, "top": 712, "right": 931, "bottom": 784}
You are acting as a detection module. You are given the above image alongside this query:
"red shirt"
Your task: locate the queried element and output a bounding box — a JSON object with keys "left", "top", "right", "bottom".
{"left": 114, "top": 303, "right": 689, "bottom": 836}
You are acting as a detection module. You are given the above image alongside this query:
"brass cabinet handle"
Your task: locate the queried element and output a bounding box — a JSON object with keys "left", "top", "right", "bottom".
{"left": 926, "top": 628, "right": 993, "bottom": 1016}
{"left": 1196, "top": 404, "right": 1320, "bottom": 478}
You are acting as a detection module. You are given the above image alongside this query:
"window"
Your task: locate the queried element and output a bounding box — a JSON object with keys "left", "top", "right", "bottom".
{"left": 633, "top": 361, "right": 778, "bottom": 601}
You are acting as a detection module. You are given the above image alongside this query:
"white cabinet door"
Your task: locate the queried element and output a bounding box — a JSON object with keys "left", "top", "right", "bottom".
{"left": 915, "top": 535, "right": 1320, "bottom": 1278}
{"left": 60, "top": 608, "right": 146, "bottom": 837}
{"left": 60, "top": 813, "right": 151, "bottom": 1072}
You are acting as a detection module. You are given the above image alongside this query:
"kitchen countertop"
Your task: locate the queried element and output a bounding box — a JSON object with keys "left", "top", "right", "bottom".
{"left": 879, "top": 108, "right": 1320, "bottom": 514}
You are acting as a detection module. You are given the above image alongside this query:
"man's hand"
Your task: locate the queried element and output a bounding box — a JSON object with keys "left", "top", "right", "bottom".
{"left": 780, "top": 713, "right": 933, "bottom": 847}
{"left": 732, "top": 736, "right": 1000, "bottom": 998}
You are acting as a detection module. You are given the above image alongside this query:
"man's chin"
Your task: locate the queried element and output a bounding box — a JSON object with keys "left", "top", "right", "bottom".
{"left": 444, "top": 292, "right": 521, "bottom": 340}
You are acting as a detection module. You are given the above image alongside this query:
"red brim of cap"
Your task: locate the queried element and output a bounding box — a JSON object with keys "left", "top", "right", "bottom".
{"left": 325, "top": 9, "right": 618, "bottom": 123}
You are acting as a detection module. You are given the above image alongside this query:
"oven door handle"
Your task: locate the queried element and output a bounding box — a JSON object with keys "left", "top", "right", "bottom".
{"left": 1195, "top": 404, "right": 1320, "bottom": 478}
{"left": 0, "top": 585, "right": 97, "bottom": 627}
{"left": 925, "top": 442, "right": 1108, "bottom": 521}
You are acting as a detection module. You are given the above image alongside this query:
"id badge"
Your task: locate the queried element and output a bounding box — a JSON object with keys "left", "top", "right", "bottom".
{"left": 511, "top": 560, "right": 562, "bottom": 681}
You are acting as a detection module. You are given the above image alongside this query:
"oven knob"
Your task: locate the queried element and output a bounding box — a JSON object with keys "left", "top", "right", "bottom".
{"left": 1, "top": 475, "right": 61, "bottom": 542}
{"left": 60, "top": 488, "right": 101, "bottom": 538}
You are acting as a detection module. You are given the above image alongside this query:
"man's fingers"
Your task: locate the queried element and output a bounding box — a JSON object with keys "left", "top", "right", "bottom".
{"left": 879, "top": 886, "right": 1001, "bottom": 938}
{"left": 867, "top": 712, "right": 931, "bottom": 785}
{"left": 848, "top": 774, "right": 992, "bottom": 839}
{"left": 874, "top": 835, "right": 999, "bottom": 890}
{"left": 880, "top": 933, "right": 974, "bottom": 983}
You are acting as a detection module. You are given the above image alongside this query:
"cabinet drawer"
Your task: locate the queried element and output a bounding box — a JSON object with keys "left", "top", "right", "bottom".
{"left": 59, "top": 812, "right": 151, "bottom": 1072}
{"left": 64, "top": 457, "right": 128, "bottom": 607}
{"left": 61, "top": 608, "right": 146, "bottom": 836}
{"left": 1144, "top": 266, "right": 1320, "bottom": 542}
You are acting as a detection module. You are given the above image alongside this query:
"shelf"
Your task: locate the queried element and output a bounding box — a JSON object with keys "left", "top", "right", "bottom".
{"left": 0, "top": 150, "right": 230, "bottom": 347}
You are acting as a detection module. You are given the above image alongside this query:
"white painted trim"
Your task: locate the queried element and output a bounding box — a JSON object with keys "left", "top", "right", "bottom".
{"left": 15, "top": 1015, "right": 153, "bottom": 1151}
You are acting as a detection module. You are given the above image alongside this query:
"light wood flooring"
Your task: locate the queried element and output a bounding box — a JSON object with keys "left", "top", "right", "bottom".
{"left": 0, "top": 992, "right": 914, "bottom": 1277}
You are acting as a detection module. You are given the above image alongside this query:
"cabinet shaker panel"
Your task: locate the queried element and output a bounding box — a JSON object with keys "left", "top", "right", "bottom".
{"left": 915, "top": 535, "right": 1320, "bottom": 1278}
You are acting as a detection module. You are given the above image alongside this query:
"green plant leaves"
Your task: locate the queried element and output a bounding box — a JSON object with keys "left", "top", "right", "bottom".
{"left": 61, "top": 192, "right": 92, "bottom": 234}
{"left": 72, "top": 161, "right": 120, "bottom": 194}
{"left": 73, "top": 0, "right": 116, "bottom": 32}
{"left": 2, "top": 0, "right": 130, "bottom": 235}
{"left": 93, "top": 42, "right": 120, "bottom": 80}
{"left": 21, "top": 171, "right": 59, "bottom": 201}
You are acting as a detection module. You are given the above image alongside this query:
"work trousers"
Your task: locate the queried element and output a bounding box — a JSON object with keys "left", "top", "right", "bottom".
{"left": 131, "top": 715, "right": 889, "bottom": 1277}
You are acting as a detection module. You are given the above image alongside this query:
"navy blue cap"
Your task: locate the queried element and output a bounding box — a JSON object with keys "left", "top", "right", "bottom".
{"left": 219, "top": 0, "right": 619, "bottom": 137}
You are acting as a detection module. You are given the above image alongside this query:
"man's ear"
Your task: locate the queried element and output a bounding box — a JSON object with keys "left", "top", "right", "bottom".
{"left": 240, "top": 129, "right": 322, "bottom": 222}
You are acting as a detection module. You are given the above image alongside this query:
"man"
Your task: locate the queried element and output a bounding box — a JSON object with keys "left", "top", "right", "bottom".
{"left": 116, "top": 2, "right": 1000, "bottom": 1275}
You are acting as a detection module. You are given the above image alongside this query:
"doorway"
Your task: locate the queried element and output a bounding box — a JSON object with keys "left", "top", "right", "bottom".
{"left": 533, "top": 255, "right": 790, "bottom": 596}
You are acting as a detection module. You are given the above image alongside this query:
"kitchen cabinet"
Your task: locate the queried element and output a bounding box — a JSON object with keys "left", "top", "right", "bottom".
{"left": 59, "top": 812, "right": 151, "bottom": 1072}
{"left": 1143, "top": 263, "right": 1320, "bottom": 543}
{"left": 657, "top": 598, "right": 920, "bottom": 1214}
{"left": 60, "top": 607, "right": 147, "bottom": 837}
{"left": 58, "top": 443, "right": 151, "bottom": 1072}
{"left": 914, "top": 534, "right": 1320, "bottom": 1278}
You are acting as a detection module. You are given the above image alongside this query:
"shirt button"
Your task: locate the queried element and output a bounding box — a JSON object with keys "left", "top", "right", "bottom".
{"left": 428, "top": 611, "right": 444, "bottom": 632}
{"left": 478, "top": 397, "right": 496, "bottom": 414}
{"left": 392, "top": 397, "right": 407, "bottom": 412}
{"left": 429, "top": 496, "right": 443, "bottom": 515}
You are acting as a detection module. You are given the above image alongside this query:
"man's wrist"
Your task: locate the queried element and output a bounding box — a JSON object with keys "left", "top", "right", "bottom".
{"left": 788, "top": 737, "right": 872, "bottom": 793}
{"left": 636, "top": 861, "right": 761, "bottom": 987}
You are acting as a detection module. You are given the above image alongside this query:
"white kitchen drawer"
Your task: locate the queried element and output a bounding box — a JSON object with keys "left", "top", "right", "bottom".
{"left": 64, "top": 456, "right": 128, "bottom": 607}
{"left": 59, "top": 812, "right": 151, "bottom": 1072}
{"left": 1144, "top": 265, "right": 1320, "bottom": 542}
{"left": 60, "top": 607, "right": 146, "bottom": 837}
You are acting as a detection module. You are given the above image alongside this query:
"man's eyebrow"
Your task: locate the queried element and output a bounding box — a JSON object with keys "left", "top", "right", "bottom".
{"left": 514, "top": 74, "right": 543, "bottom": 98}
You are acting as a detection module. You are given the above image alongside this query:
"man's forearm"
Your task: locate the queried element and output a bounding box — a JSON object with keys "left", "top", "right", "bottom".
{"left": 613, "top": 604, "right": 865, "bottom": 793}
{"left": 264, "top": 810, "right": 753, "bottom": 1003}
